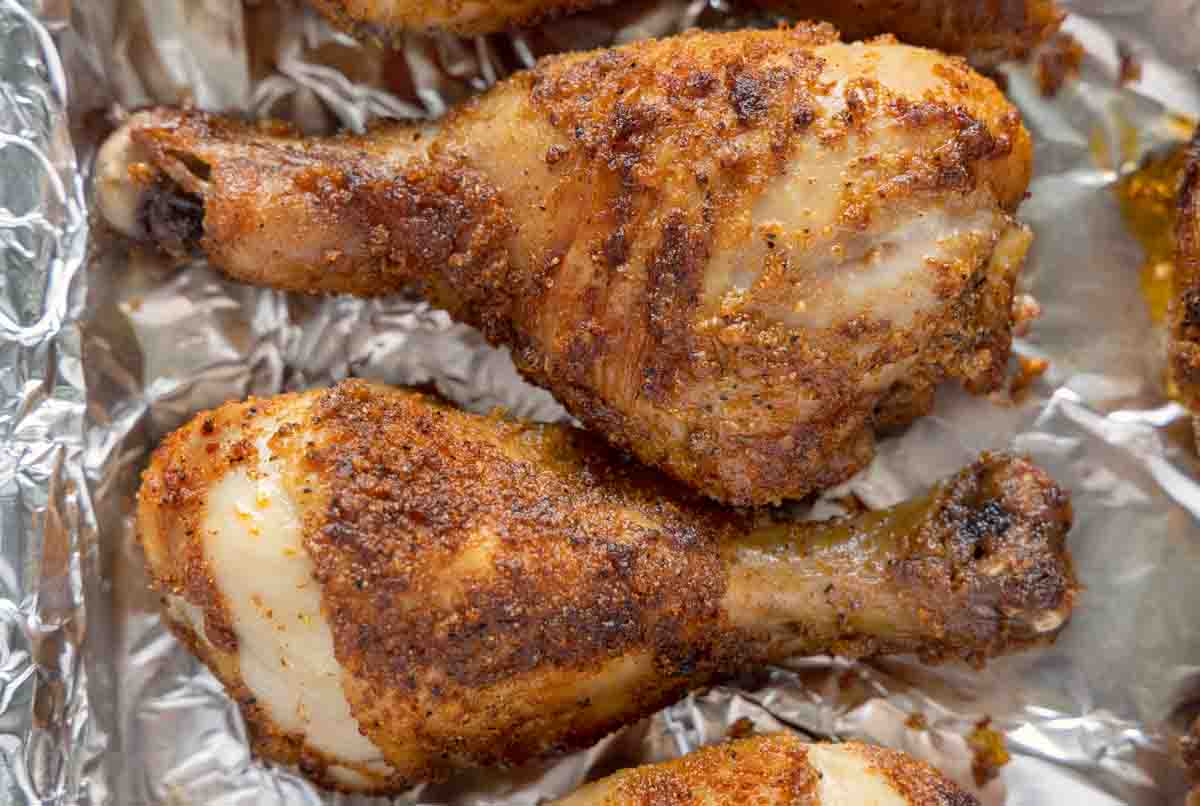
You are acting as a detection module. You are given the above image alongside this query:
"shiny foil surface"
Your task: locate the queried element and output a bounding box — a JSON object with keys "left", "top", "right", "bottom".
{"left": 0, "top": 0, "right": 1198, "bottom": 802}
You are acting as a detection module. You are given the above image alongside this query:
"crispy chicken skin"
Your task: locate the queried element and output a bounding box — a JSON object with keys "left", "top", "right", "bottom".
{"left": 137, "top": 379, "right": 1076, "bottom": 793}
{"left": 750, "top": 0, "right": 1063, "bottom": 65}
{"left": 1170, "top": 131, "right": 1200, "bottom": 416}
{"left": 308, "top": 0, "right": 610, "bottom": 37}
{"left": 553, "top": 734, "right": 979, "bottom": 806}
{"left": 102, "top": 27, "right": 1036, "bottom": 505}
{"left": 308, "top": 0, "right": 1062, "bottom": 64}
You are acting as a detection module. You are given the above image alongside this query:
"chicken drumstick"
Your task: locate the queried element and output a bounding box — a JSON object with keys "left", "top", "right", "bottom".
{"left": 101, "top": 26, "right": 1035, "bottom": 505}
{"left": 138, "top": 379, "right": 1075, "bottom": 793}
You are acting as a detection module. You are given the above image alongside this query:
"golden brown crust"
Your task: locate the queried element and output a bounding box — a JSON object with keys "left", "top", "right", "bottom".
{"left": 116, "top": 28, "right": 1034, "bottom": 506}
{"left": 475, "top": 28, "right": 1028, "bottom": 505}
{"left": 557, "top": 736, "right": 981, "bottom": 805}
{"left": 286, "top": 381, "right": 749, "bottom": 778}
{"left": 752, "top": 0, "right": 1063, "bottom": 64}
{"left": 853, "top": 742, "right": 981, "bottom": 806}
{"left": 308, "top": 0, "right": 616, "bottom": 38}
{"left": 127, "top": 111, "right": 515, "bottom": 310}
{"left": 306, "top": 0, "right": 1061, "bottom": 63}
{"left": 581, "top": 734, "right": 821, "bottom": 805}
{"left": 137, "top": 381, "right": 1075, "bottom": 792}
{"left": 1170, "top": 130, "right": 1200, "bottom": 414}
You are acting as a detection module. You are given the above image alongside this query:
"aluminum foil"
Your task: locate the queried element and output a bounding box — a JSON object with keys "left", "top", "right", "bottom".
{"left": 1, "top": 0, "right": 1199, "bottom": 803}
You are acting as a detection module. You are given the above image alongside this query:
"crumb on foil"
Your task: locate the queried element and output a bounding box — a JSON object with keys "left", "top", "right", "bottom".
{"left": 905, "top": 712, "right": 929, "bottom": 731}
{"left": 967, "top": 718, "right": 1011, "bottom": 787}
{"left": 1117, "top": 41, "right": 1142, "bottom": 86}
{"left": 727, "top": 717, "right": 756, "bottom": 740}
{"left": 1010, "top": 355, "right": 1050, "bottom": 402}
{"left": 1012, "top": 293, "right": 1042, "bottom": 338}
{"left": 1037, "top": 33, "right": 1084, "bottom": 97}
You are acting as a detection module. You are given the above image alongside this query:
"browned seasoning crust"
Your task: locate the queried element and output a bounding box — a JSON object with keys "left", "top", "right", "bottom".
{"left": 307, "top": 0, "right": 617, "bottom": 38}
{"left": 287, "top": 381, "right": 746, "bottom": 780}
{"left": 855, "top": 741, "right": 981, "bottom": 806}
{"left": 306, "top": 0, "right": 1061, "bottom": 64}
{"left": 119, "top": 26, "right": 1035, "bottom": 506}
{"left": 1171, "top": 130, "right": 1200, "bottom": 415}
{"left": 562, "top": 734, "right": 822, "bottom": 805}
{"left": 137, "top": 380, "right": 1074, "bottom": 792}
{"left": 554, "top": 735, "right": 981, "bottom": 805}
{"left": 751, "top": 0, "right": 1063, "bottom": 64}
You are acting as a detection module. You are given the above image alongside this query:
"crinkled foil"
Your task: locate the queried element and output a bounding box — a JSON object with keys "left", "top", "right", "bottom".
{"left": 1, "top": 0, "right": 1198, "bottom": 803}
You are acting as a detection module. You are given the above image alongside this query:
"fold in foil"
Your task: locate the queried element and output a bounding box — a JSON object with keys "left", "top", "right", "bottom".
{"left": 0, "top": 0, "right": 1198, "bottom": 803}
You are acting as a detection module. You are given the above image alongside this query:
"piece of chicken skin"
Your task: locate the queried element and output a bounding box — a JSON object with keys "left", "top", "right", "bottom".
{"left": 137, "top": 379, "right": 1075, "bottom": 793}
{"left": 308, "top": 0, "right": 1062, "bottom": 64}
{"left": 1170, "top": 131, "right": 1200, "bottom": 421}
{"left": 101, "top": 26, "right": 1035, "bottom": 505}
{"left": 554, "top": 734, "right": 978, "bottom": 806}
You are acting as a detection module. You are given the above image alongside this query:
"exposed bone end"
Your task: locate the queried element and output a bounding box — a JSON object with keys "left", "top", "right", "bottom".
{"left": 95, "top": 122, "right": 150, "bottom": 239}
{"left": 95, "top": 113, "right": 207, "bottom": 256}
{"left": 939, "top": 453, "right": 1077, "bottom": 659}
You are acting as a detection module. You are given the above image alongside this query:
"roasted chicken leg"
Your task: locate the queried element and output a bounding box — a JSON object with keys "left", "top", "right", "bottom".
{"left": 554, "top": 734, "right": 979, "bottom": 806}
{"left": 137, "top": 379, "right": 1075, "bottom": 793}
{"left": 308, "top": 0, "right": 1062, "bottom": 64}
{"left": 102, "top": 26, "right": 1036, "bottom": 505}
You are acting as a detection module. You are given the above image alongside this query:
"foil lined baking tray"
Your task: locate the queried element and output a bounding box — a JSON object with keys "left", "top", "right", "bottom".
{"left": 1, "top": 0, "right": 1198, "bottom": 802}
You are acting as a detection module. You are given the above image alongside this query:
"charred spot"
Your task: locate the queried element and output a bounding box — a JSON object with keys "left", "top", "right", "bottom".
{"left": 957, "top": 499, "right": 1012, "bottom": 557}
{"left": 728, "top": 70, "right": 769, "bottom": 124}
{"left": 793, "top": 103, "right": 816, "bottom": 131}
{"left": 565, "top": 324, "right": 605, "bottom": 385}
{"left": 642, "top": 215, "right": 709, "bottom": 401}
{"left": 937, "top": 164, "right": 972, "bottom": 191}
{"left": 661, "top": 521, "right": 704, "bottom": 551}
{"left": 605, "top": 541, "right": 637, "bottom": 577}
{"left": 955, "top": 118, "right": 1005, "bottom": 162}
{"left": 1180, "top": 289, "right": 1200, "bottom": 331}
{"left": 138, "top": 179, "right": 205, "bottom": 258}
{"left": 599, "top": 179, "right": 636, "bottom": 270}
{"left": 686, "top": 70, "right": 718, "bottom": 97}
{"left": 603, "top": 229, "right": 628, "bottom": 269}
{"left": 610, "top": 101, "right": 659, "bottom": 148}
